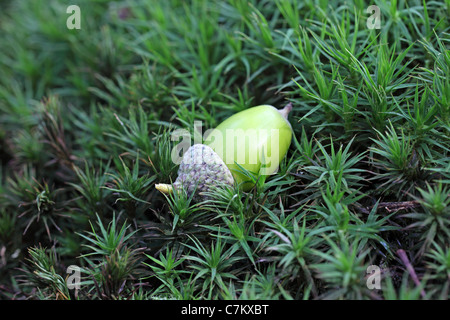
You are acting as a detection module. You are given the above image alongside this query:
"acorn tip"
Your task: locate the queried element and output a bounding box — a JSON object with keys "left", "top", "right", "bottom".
{"left": 278, "top": 102, "right": 293, "bottom": 119}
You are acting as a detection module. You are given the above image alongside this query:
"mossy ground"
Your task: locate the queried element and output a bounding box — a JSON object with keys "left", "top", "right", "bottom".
{"left": 0, "top": 0, "right": 449, "bottom": 300}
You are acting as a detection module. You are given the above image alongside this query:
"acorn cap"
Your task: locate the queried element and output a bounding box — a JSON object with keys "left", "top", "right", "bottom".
{"left": 156, "top": 144, "right": 234, "bottom": 200}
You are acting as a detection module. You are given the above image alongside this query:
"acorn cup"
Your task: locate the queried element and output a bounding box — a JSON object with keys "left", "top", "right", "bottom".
{"left": 155, "top": 102, "right": 293, "bottom": 200}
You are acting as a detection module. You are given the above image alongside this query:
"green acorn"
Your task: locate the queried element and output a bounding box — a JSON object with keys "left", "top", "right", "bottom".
{"left": 155, "top": 103, "right": 293, "bottom": 199}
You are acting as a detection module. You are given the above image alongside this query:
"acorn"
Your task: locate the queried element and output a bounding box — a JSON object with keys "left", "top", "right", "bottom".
{"left": 155, "top": 102, "right": 293, "bottom": 200}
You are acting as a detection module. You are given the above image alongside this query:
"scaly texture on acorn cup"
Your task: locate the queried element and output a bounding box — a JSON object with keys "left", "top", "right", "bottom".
{"left": 155, "top": 102, "right": 293, "bottom": 199}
